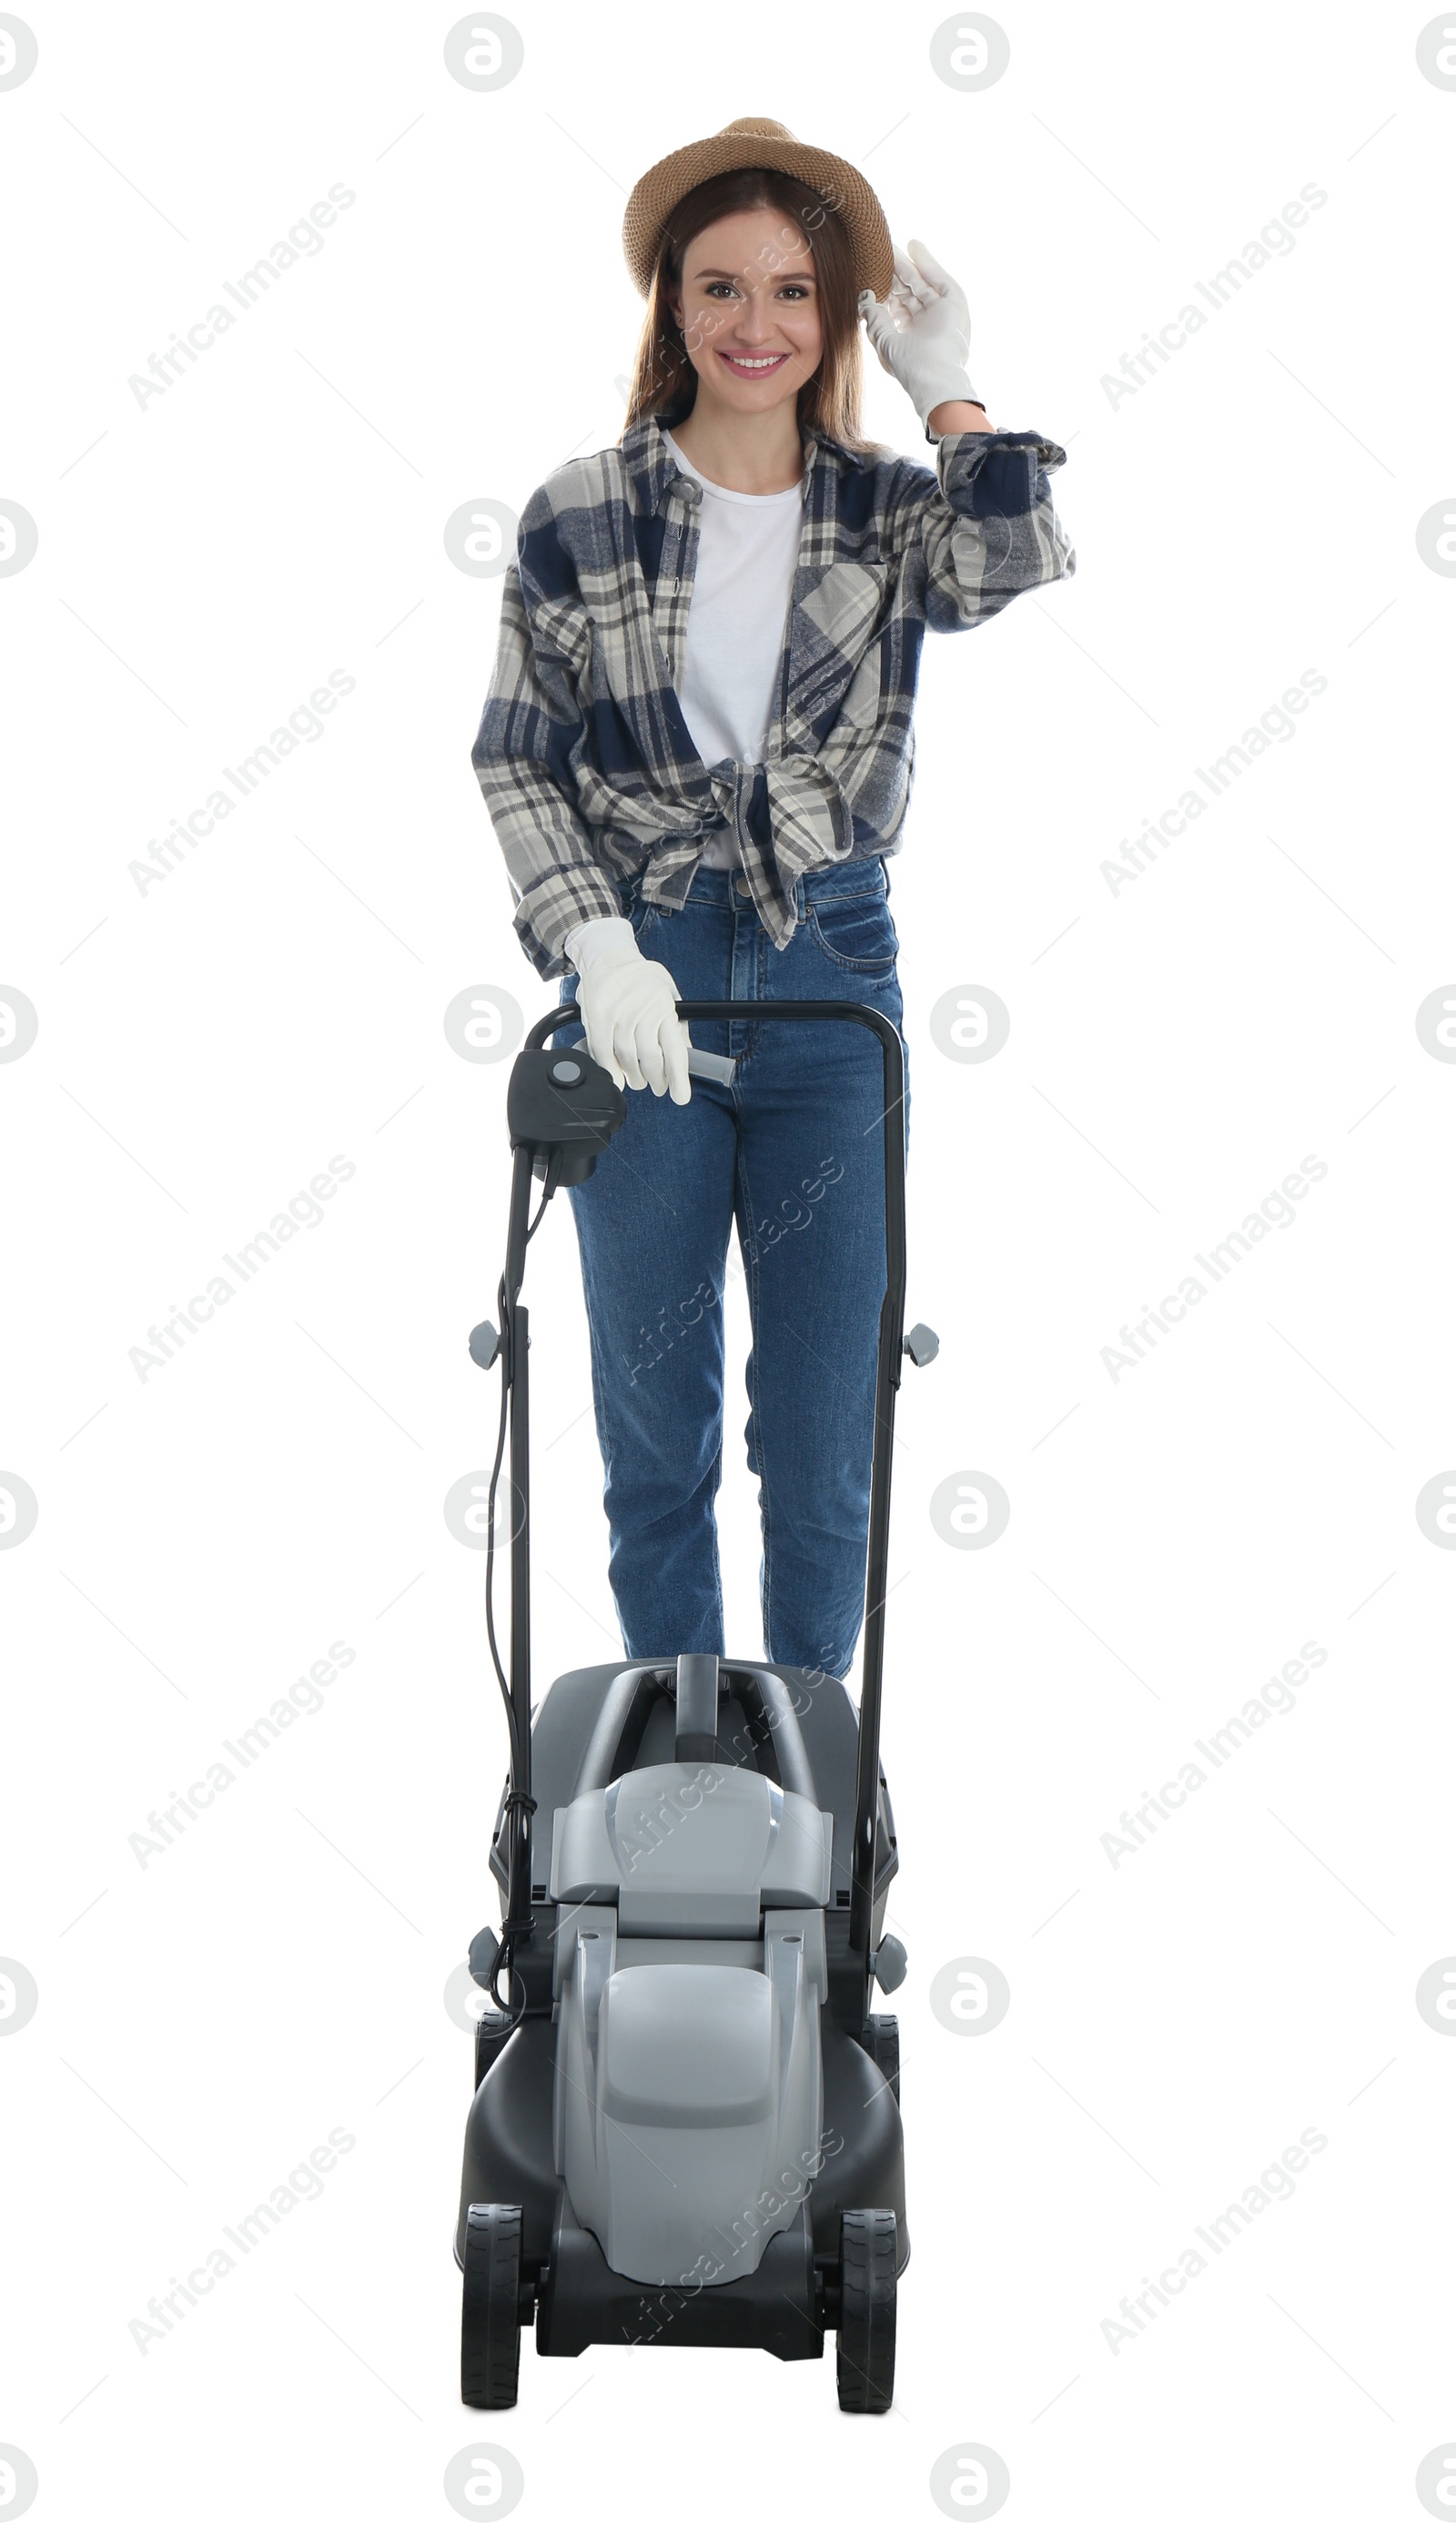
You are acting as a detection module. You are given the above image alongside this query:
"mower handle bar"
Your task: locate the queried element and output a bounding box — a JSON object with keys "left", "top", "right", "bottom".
{"left": 523, "top": 998, "right": 907, "bottom": 1978}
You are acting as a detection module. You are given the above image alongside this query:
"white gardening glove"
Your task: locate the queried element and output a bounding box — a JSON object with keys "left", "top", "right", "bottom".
{"left": 858, "top": 238, "right": 978, "bottom": 430}
{"left": 562, "top": 916, "right": 692, "bottom": 1103}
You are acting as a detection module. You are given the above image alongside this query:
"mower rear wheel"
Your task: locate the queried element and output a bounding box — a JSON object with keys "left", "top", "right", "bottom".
{"left": 461, "top": 2202, "right": 522, "bottom": 2409}
{"left": 864, "top": 2014, "right": 900, "bottom": 2106}
{"left": 836, "top": 2207, "right": 896, "bottom": 2413}
{"left": 474, "top": 2006, "right": 513, "bottom": 2092}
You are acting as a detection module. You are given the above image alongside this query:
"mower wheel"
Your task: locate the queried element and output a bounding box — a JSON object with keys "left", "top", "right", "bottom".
{"left": 474, "top": 2006, "right": 513, "bottom": 2092}
{"left": 864, "top": 2014, "right": 900, "bottom": 2106}
{"left": 836, "top": 2207, "right": 896, "bottom": 2414}
{"left": 461, "top": 2202, "right": 522, "bottom": 2409}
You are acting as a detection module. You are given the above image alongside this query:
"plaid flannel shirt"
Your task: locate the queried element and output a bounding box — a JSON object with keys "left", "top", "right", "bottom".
{"left": 473, "top": 409, "right": 1075, "bottom": 978}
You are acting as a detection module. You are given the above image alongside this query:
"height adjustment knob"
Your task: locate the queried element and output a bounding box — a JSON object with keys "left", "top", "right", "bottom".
{"left": 871, "top": 1934, "right": 908, "bottom": 1993}
{"left": 903, "top": 1324, "right": 939, "bottom": 1367}
{"left": 469, "top": 1320, "right": 500, "bottom": 1370}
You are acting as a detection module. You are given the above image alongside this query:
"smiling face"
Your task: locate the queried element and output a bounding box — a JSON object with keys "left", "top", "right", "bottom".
{"left": 667, "top": 206, "right": 824, "bottom": 419}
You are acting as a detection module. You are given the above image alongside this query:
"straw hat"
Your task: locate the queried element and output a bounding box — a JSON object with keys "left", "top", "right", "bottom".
{"left": 622, "top": 116, "right": 895, "bottom": 302}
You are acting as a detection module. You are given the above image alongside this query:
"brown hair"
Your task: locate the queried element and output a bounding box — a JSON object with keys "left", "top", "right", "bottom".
{"left": 620, "top": 167, "right": 887, "bottom": 455}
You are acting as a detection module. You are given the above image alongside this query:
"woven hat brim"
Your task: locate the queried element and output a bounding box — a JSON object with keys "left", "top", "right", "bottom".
{"left": 622, "top": 131, "right": 895, "bottom": 303}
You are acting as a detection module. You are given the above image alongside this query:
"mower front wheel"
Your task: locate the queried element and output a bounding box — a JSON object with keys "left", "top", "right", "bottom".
{"left": 836, "top": 2207, "right": 896, "bottom": 2413}
{"left": 461, "top": 2202, "right": 522, "bottom": 2409}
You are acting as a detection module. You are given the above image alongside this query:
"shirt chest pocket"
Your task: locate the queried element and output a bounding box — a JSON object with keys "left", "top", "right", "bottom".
{"left": 791, "top": 559, "right": 890, "bottom": 724}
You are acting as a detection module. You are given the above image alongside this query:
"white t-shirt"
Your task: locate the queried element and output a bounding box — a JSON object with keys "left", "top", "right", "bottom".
{"left": 662, "top": 430, "right": 804, "bottom": 871}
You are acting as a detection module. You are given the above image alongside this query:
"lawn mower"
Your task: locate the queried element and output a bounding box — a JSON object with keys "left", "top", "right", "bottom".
{"left": 454, "top": 997, "right": 935, "bottom": 2411}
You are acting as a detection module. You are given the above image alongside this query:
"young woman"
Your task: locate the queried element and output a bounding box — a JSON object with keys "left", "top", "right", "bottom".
{"left": 473, "top": 117, "right": 1074, "bottom": 1680}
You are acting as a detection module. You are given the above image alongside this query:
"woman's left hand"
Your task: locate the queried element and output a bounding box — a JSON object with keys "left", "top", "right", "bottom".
{"left": 859, "top": 239, "right": 979, "bottom": 429}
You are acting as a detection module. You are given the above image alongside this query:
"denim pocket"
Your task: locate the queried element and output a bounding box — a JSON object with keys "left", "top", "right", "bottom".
{"left": 805, "top": 882, "right": 899, "bottom": 977}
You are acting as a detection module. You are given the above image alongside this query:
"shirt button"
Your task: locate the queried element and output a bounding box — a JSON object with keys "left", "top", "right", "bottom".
{"left": 734, "top": 873, "right": 752, "bottom": 898}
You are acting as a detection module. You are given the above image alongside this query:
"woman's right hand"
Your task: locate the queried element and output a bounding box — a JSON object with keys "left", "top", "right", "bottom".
{"left": 566, "top": 917, "right": 692, "bottom": 1102}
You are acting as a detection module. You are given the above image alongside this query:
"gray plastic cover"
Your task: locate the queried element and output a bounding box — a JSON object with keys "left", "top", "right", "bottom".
{"left": 550, "top": 1762, "right": 833, "bottom": 1935}
{"left": 601, "top": 1963, "right": 775, "bottom": 2125}
{"left": 554, "top": 1913, "right": 827, "bottom": 2285}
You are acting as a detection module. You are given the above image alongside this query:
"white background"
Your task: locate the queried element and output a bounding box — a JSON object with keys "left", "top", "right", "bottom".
{"left": 4, "top": 2, "right": 1455, "bottom": 2528}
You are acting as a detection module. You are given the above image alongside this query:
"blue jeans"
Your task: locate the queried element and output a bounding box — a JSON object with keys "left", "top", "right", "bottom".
{"left": 552, "top": 855, "right": 909, "bottom": 1678}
